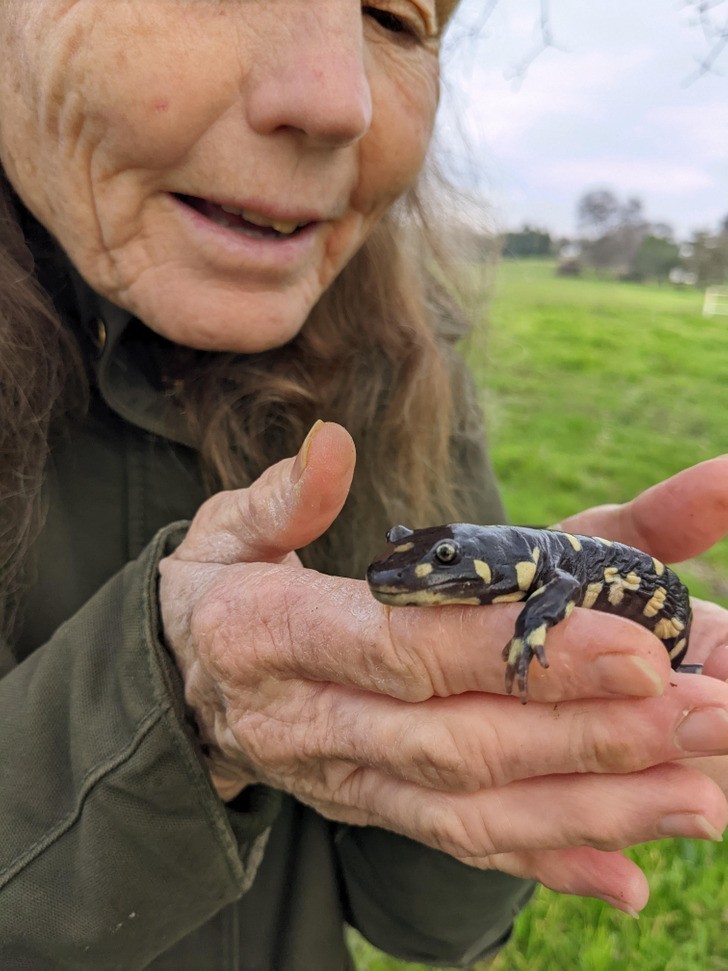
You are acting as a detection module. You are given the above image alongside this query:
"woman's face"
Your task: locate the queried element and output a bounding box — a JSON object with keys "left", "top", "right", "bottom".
{"left": 0, "top": 1, "right": 440, "bottom": 352}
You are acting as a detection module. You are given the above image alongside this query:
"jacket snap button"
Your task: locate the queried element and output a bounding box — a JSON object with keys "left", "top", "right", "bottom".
{"left": 96, "top": 319, "right": 107, "bottom": 349}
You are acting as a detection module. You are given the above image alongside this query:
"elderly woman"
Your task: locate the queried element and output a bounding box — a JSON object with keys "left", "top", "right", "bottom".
{"left": 2, "top": 1, "right": 728, "bottom": 968}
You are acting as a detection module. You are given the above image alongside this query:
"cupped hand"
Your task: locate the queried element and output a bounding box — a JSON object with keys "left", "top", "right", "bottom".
{"left": 159, "top": 431, "right": 728, "bottom": 917}
{"left": 557, "top": 455, "right": 728, "bottom": 670}
{"left": 558, "top": 453, "right": 728, "bottom": 801}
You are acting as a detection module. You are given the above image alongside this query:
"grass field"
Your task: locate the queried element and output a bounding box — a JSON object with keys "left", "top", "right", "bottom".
{"left": 352, "top": 260, "right": 728, "bottom": 970}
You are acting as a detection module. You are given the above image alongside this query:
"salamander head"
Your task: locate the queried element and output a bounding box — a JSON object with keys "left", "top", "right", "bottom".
{"left": 366, "top": 523, "right": 512, "bottom": 606}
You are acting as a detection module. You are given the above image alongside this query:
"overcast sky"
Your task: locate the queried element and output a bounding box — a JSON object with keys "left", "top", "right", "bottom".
{"left": 436, "top": 0, "right": 727, "bottom": 240}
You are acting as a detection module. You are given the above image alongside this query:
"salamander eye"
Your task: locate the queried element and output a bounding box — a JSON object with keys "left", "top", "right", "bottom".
{"left": 434, "top": 541, "right": 459, "bottom": 565}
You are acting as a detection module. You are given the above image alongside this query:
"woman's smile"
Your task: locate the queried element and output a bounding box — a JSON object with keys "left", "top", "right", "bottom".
{"left": 175, "top": 196, "right": 317, "bottom": 239}
{"left": 170, "top": 192, "right": 326, "bottom": 274}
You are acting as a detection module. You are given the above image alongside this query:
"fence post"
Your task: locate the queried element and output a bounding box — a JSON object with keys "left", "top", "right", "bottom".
{"left": 703, "top": 287, "right": 728, "bottom": 317}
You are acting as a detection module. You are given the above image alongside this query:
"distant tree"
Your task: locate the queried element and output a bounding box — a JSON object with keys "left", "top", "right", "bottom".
{"left": 620, "top": 196, "right": 645, "bottom": 230}
{"left": 633, "top": 235, "right": 680, "bottom": 282}
{"left": 577, "top": 190, "right": 655, "bottom": 276}
{"left": 577, "top": 189, "right": 620, "bottom": 238}
{"left": 650, "top": 222, "right": 675, "bottom": 242}
{"left": 685, "top": 229, "right": 728, "bottom": 285}
{"left": 612, "top": 197, "right": 651, "bottom": 277}
{"left": 502, "top": 225, "right": 553, "bottom": 258}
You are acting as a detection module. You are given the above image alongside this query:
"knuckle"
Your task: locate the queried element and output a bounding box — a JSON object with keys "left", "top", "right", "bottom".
{"left": 189, "top": 570, "right": 288, "bottom": 681}
{"left": 379, "top": 609, "right": 435, "bottom": 702}
{"left": 580, "top": 819, "right": 626, "bottom": 851}
{"left": 571, "top": 711, "right": 650, "bottom": 774}
{"left": 407, "top": 720, "right": 483, "bottom": 792}
{"left": 423, "top": 799, "right": 496, "bottom": 861}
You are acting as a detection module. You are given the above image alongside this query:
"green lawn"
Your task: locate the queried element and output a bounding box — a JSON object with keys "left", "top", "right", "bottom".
{"left": 478, "top": 259, "right": 728, "bottom": 603}
{"left": 352, "top": 260, "right": 728, "bottom": 970}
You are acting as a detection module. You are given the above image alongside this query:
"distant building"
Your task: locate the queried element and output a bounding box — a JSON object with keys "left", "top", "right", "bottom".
{"left": 669, "top": 267, "right": 698, "bottom": 286}
{"left": 556, "top": 243, "right": 582, "bottom": 276}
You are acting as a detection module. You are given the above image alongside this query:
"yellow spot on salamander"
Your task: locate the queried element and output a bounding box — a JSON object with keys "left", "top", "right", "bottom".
{"left": 654, "top": 617, "right": 685, "bottom": 640}
{"left": 393, "top": 542, "right": 414, "bottom": 554}
{"left": 414, "top": 562, "right": 433, "bottom": 579}
{"left": 604, "top": 568, "right": 641, "bottom": 606}
{"left": 473, "top": 559, "right": 492, "bottom": 583}
{"left": 670, "top": 637, "right": 687, "bottom": 659}
{"left": 532, "top": 547, "right": 540, "bottom": 564}
{"left": 652, "top": 557, "right": 665, "bottom": 576}
{"left": 526, "top": 623, "right": 548, "bottom": 647}
{"left": 563, "top": 533, "right": 582, "bottom": 551}
{"left": 516, "top": 560, "right": 537, "bottom": 590}
{"left": 564, "top": 601, "right": 576, "bottom": 618}
{"left": 582, "top": 581, "right": 603, "bottom": 609}
{"left": 594, "top": 536, "right": 614, "bottom": 546}
{"left": 608, "top": 584, "right": 625, "bottom": 606}
{"left": 493, "top": 591, "right": 527, "bottom": 603}
{"left": 508, "top": 637, "right": 524, "bottom": 664}
{"left": 643, "top": 587, "right": 667, "bottom": 618}
{"left": 529, "top": 585, "right": 547, "bottom": 598}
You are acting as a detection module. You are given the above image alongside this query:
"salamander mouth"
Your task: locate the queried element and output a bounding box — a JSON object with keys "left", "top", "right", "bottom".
{"left": 173, "top": 194, "right": 312, "bottom": 239}
{"left": 367, "top": 577, "right": 480, "bottom": 607}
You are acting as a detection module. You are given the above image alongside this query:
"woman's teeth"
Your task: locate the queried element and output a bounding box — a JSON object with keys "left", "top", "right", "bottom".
{"left": 176, "top": 194, "right": 307, "bottom": 238}
{"left": 219, "top": 205, "right": 301, "bottom": 236}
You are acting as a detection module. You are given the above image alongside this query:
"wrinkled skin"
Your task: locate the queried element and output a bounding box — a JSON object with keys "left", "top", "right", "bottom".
{"left": 161, "top": 425, "right": 728, "bottom": 916}
{"left": 4, "top": 0, "right": 728, "bottom": 922}
{"left": 0, "top": 0, "right": 439, "bottom": 352}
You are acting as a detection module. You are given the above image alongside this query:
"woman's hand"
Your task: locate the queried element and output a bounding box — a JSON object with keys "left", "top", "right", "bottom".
{"left": 558, "top": 454, "right": 728, "bottom": 795}
{"left": 557, "top": 456, "right": 728, "bottom": 671}
{"left": 159, "top": 430, "right": 728, "bottom": 916}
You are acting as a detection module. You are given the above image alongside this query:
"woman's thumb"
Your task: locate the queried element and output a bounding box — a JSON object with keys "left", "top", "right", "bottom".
{"left": 177, "top": 421, "right": 356, "bottom": 564}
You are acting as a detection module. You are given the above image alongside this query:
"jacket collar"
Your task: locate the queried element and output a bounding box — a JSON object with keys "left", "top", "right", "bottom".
{"left": 89, "top": 288, "right": 195, "bottom": 448}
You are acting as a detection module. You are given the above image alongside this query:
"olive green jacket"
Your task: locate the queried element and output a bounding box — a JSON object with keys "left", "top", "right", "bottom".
{"left": 0, "top": 257, "right": 532, "bottom": 968}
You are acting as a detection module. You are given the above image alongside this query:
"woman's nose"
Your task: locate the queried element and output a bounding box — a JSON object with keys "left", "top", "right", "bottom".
{"left": 243, "top": 5, "right": 373, "bottom": 147}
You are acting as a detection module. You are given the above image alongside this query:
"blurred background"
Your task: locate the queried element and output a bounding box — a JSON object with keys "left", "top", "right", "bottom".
{"left": 355, "top": 3, "right": 728, "bottom": 968}
{"left": 437, "top": 0, "right": 727, "bottom": 269}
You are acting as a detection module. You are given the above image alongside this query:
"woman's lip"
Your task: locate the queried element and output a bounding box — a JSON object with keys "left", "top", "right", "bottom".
{"left": 167, "top": 192, "right": 323, "bottom": 271}
{"left": 174, "top": 192, "right": 326, "bottom": 228}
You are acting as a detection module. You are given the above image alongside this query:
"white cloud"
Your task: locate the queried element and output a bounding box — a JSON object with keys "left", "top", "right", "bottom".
{"left": 435, "top": 0, "right": 728, "bottom": 237}
{"left": 647, "top": 103, "right": 728, "bottom": 162}
{"left": 536, "top": 157, "right": 715, "bottom": 195}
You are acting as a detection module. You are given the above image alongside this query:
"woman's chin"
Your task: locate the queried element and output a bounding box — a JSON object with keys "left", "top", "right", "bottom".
{"left": 117, "top": 278, "right": 313, "bottom": 354}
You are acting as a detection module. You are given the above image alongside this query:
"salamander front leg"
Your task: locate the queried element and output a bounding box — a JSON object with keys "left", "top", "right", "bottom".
{"left": 503, "top": 570, "right": 583, "bottom": 703}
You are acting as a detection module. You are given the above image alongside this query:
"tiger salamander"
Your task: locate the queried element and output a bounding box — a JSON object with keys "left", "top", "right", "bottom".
{"left": 366, "top": 524, "right": 692, "bottom": 702}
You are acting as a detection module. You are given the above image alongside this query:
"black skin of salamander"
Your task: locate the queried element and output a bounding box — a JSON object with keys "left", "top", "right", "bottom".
{"left": 366, "top": 524, "right": 692, "bottom": 703}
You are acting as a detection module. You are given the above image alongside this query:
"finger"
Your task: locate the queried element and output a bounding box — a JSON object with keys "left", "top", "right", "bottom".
{"left": 359, "top": 676, "right": 728, "bottom": 788}
{"left": 177, "top": 420, "right": 356, "bottom": 564}
{"left": 205, "top": 563, "right": 674, "bottom": 702}
{"left": 338, "top": 763, "right": 727, "bottom": 861}
{"left": 685, "top": 597, "right": 728, "bottom": 668}
{"left": 233, "top": 674, "right": 728, "bottom": 794}
{"left": 557, "top": 455, "right": 728, "bottom": 561}
{"left": 385, "top": 601, "right": 675, "bottom": 701}
{"left": 705, "top": 644, "right": 728, "bottom": 680}
{"left": 491, "top": 846, "right": 650, "bottom": 916}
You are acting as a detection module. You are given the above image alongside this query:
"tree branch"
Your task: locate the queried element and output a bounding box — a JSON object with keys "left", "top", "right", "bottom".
{"left": 682, "top": 0, "right": 728, "bottom": 83}
{"left": 505, "top": 0, "right": 559, "bottom": 85}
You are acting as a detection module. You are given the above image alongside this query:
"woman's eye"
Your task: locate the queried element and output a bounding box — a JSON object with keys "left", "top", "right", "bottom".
{"left": 363, "top": 6, "right": 421, "bottom": 40}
